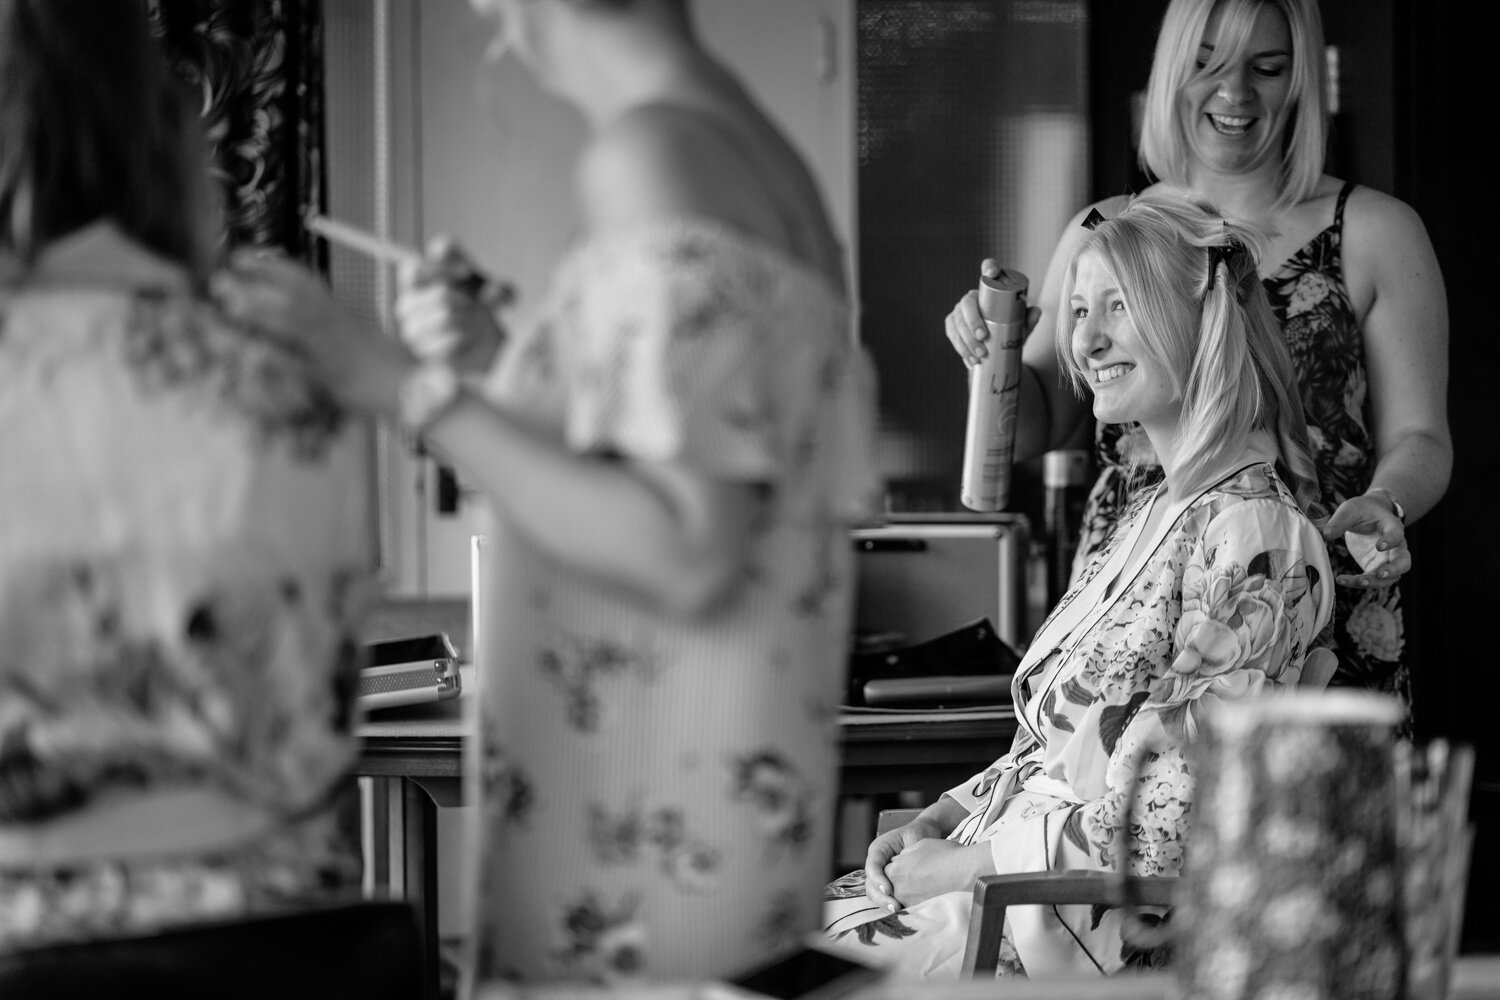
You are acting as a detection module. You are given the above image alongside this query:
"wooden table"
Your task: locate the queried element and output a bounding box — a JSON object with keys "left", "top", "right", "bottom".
{"left": 358, "top": 706, "right": 1018, "bottom": 796}
{"left": 355, "top": 705, "right": 1018, "bottom": 999}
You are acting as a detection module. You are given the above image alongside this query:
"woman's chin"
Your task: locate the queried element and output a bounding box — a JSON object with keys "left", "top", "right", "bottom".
{"left": 1091, "top": 399, "right": 1128, "bottom": 425}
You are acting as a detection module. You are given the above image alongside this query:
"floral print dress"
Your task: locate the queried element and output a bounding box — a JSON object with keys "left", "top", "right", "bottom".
{"left": 822, "top": 463, "right": 1334, "bottom": 979}
{"left": 0, "top": 224, "right": 372, "bottom": 951}
{"left": 465, "top": 217, "right": 880, "bottom": 987}
{"left": 1076, "top": 183, "right": 1409, "bottom": 716}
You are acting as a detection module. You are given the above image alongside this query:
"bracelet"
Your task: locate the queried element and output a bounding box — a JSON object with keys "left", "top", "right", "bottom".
{"left": 1366, "top": 486, "right": 1406, "bottom": 524}
{"left": 397, "top": 362, "right": 462, "bottom": 436}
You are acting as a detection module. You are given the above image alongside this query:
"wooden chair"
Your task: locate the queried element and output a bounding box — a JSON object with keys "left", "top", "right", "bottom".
{"left": 0, "top": 900, "right": 423, "bottom": 1000}
{"left": 962, "top": 870, "right": 1174, "bottom": 976}
{"left": 867, "top": 657, "right": 1342, "bottom": 976}
{"left": 875, "top": 808, "right": 1175, "bottom": 978}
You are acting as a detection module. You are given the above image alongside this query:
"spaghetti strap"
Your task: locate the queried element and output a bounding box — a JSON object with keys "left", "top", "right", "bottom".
{"left": 1334, "top": 180, "right": 1357, "bottom": 232}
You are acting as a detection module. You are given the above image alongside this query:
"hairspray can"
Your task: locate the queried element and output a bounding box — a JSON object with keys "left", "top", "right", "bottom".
{"left": 960, "top": 269, "right": 1029, "bottom": 511}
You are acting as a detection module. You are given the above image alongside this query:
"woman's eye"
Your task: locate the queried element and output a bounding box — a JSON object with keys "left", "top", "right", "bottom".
{"left": 1253, "top": 63, "right": 1286, "bottom": 77}
{"left": 1111, "top": 300, "right": 1126, "bottom": 312}
{"left": 1071, "top": 306, "right": 1088, "bottom": 320}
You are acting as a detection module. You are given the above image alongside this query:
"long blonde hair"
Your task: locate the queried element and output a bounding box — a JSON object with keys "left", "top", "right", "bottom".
{"left": 1056, "top": 193, "right": 1320, "bottom": 512}
{"left": 1138, "top": 0, "right": 1328, "bottom": 212}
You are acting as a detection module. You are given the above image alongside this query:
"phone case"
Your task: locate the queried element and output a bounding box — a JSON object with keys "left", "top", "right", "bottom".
{"left": 357, "top": 633, "right": 462, "bottom": 711}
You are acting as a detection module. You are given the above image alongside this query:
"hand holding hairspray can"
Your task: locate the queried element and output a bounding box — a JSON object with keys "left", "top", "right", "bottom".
{"left": 960, "top": 269, "right": 1029, "bottom": 511}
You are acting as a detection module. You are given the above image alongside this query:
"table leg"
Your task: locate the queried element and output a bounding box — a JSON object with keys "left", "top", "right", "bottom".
{"left": 365, "top": 777, "right": 392, "bottom": 893}
{"left": 402, "top": 777, "right": 441, "bottom": 1000}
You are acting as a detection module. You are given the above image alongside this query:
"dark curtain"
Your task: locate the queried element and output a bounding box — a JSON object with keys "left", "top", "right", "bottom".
{"left": 149, "top": 0, "right": 325, "bottom": 265}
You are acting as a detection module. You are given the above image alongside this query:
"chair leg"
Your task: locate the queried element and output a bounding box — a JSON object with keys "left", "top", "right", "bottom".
{"left": 962, "top": 898, "right": 1006, "bottom": 978}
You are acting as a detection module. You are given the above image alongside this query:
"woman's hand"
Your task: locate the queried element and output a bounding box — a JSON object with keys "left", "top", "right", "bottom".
{"left": 1320, "top": 492, "right": 1411, "bottom": 588}
{"left": 943, "top": 258, "right": 1042, "bottom": 369}
{"left": 863, "top": 815, "right": 943, "bottom": 913}
{"left": 882, "top": 838, "right": 995, "bottom": 910}
{"left": 944, "top": 259, "right": 999, "bottom": 368}
{"left": 211, "top": 250, "right": 415, "bottom": 418}
{"left": 395, "top": 236, "right": 508, "bottom": 374}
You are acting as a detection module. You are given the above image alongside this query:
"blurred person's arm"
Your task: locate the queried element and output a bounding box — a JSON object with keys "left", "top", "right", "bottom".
{"left": 214, "top": 249, "right": 763, "bottom": 617}
{"left": 393, "top": 236, "right": 509, "bottom": 375}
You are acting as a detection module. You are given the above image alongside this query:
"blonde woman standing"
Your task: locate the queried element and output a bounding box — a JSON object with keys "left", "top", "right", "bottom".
{"left": 946, "top": 0, "right": 1448, "bottom": 722}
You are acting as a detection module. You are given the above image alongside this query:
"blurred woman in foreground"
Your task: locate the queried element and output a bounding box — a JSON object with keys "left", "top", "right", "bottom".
{"left": 214, "top": 0, "right": 880, "bottom": 987}
{"left": 0, "top": 0, "right": 371, "bottom": 952}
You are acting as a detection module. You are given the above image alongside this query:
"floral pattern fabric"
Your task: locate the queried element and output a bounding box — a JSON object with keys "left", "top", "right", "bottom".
{"left": 1172, "top": 702, "right": 1406, "bottom": 1000}
{"left": 0, "top": 224, "right": 372, "bottom": 951}
{"left": 1077, "top": 183, "right": 1409, "bottom": 720}
{"left": 466, "top": 217, "right": 880, "bottom": 987}
{"left": 822, "top": 464, "right": 1334, "bottom": 979}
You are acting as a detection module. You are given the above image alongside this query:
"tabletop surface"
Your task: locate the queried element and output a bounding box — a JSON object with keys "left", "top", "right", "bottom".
{"left": 356, "top": 703, "right": 1017, "bottom": 741}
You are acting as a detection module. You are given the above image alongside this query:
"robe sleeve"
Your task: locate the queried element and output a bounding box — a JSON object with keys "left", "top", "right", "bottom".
{"left": 557, "top": 222, "right": 880, "bottom": 522}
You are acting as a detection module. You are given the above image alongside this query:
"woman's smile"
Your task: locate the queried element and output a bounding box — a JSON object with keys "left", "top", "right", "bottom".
{"left": 1094, "top": 362, "right": 1135, "bottom": 384}
{"left": 1206, "top": 112, "right": 1255, "bottom": 136}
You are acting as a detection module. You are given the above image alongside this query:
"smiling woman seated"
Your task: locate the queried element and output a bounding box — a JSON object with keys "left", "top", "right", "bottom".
{"left": 822, "top": 193, "right": 1336, "bottom": 980}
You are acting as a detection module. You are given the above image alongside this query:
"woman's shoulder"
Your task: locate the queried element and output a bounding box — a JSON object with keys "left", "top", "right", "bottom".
{"left": 578, "top": 102, "right": 775, "bottom": 231}
{"left": 1314, "top": 176, "right": 1440, "bottom": 312}
{"left": 32, "top": 280, "right": 353, "bottom": 464}
{"left": 154, "top": 296, "right": 353, "bottom": 460}
{"left": 1336, "top": 179, "right": 1434, "bottom": 247}
{"left": 588, "top": 100, "right": 841, "bottom": 246}
{"left": 1280, "top": 174, "right": 1427, "bottom": 250}
{"left": 1190, "top": 462, "right": 1303, "bottom": 511}
{"left": 1180, "top": 464, "right": 1325, "bottom": 549}
{"left": 575, "top": 102, "right": 847, "bottom": 294}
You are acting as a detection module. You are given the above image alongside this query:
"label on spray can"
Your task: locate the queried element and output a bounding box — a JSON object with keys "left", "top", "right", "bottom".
{"left": 960, "top": 268, "right": 1029, "bottom": 511}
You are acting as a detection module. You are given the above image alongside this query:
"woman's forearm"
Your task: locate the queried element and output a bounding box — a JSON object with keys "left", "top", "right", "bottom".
{"left": 918, "top": 795, "right": 972, "bottom": 839}
{"left": 423, "top": 386, "right": 760, "bottom": 615}
{"left": 1368, "top": 429, "right": 1452, "bottom": 525}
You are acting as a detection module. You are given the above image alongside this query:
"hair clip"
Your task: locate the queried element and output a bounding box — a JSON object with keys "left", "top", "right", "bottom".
{"left": 1206, "top": 235, "right": 1251, "bottom": 301}
{"left": 1080, "top": 207, "right": 1107, "bottom": 230}
{"left": 1206, "top": 237, "right": 1248, "bottom": 277}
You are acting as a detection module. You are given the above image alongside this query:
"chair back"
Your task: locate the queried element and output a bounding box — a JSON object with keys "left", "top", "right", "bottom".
{"left": 964, "top": 870, "right": 1175, "bottom": 977}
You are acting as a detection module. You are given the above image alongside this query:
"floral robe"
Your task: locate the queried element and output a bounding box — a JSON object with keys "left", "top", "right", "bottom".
{"left": 823, "top": 463, "right": 1334, "bottom": 979}
{"left": 0, "top": 224, "right": 371, "bottom": 951}
{"left": 1078, "top": 183, "right": 1409, "bottom": 719}
{"left": 465, "top": 217, "right": 880, "bottom": 987}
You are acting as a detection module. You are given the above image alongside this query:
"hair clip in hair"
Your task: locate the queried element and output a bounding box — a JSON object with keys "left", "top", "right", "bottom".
{"left": 1207, "top": 236, "right": 1248, "bottom": 276}
{"left": 1080, "top": 207, "right": 1107, "bottom": 230}
{"left": 1207, "top": 234, "right": 1251, "bottom": 301}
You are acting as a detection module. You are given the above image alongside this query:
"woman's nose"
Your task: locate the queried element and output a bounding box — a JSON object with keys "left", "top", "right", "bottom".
{"left": 1073, "top": 315, "right": 1108, "bottom": 356}
{"left": 1216, "top": 69, "right": 1251, "bottom": 105}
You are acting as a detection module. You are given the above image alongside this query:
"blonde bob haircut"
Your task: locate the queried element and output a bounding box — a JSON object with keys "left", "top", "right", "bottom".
{"left": 1055, "top": 193, "right": 1320, "bottom": 513}
{"left": 1138, "top": 0, "right": 1329, "bottom": 211}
